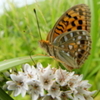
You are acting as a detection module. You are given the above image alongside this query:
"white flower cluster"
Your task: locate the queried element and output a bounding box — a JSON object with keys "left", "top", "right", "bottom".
{"left": 6, "top": 63, "right": 95, "bottom": 100}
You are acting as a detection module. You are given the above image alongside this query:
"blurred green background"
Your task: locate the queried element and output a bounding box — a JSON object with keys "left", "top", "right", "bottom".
{"left": 0, "top": 0, "right": 100, "bottom": 100}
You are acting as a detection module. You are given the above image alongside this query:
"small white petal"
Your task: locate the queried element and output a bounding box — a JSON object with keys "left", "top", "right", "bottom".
{"left": 75, "top": 94, "right": 85, "bottom": 100}
{"left": 32, "top": 94, "right": 39, "bottom": 100}
{"left": 6, "top": 81, "right": 15, "bottom": 86}
{"left": 10, "top": 74, "right": 18, "bottom": 81}
{"left": 21, "top": 88, "right": 27, "bottom": 97}
{"left": 37, "top": 63, "right": 43, "bottom": 69}
{"left": 23, "top": 64, "right": 32, "bottom": 73}
{"left": 13, "top": 88, "right": 21, "bottom": 96}
{"left": 48, "top": 82, "right": 60, "bottom": 98}
{"left": 43, "top": 95, "right": 61, "bottom": 100}
{"left": 84, "top": 95, "right": 94, "bottom": 100}
{"left": 23, "top": 83, "right": 29, "bottom": 90}
{"left": 7, "top": 83, "right": 17, "bottom": 90}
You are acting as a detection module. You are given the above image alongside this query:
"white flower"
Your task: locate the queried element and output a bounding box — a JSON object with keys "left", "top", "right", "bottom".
{"left": 79, "top": 80, "right": 91, "bottom": 89}
{"left": 6, "top": 63, "right": 95, "bottom": 100}
{"left": 68, "top": 74, "right": 83, "bottom": 93}
{"left": 43, "top": 95, "right": 61, "bottom": 100}
{"left": 73, "top": 93, "right": 86, "bottom": 100}
{"left": 36, "top": 63, "right": 44, "bottom": 73}
{"left": 73, "top": 87, "right": 96, "bottom": 100}
{"left": 48, "top": 82, "right": 60, "bottom": 98}
{"left": 6, "top": 74, "right": 28, "bottom": 97}
{"left": 73, "top": 90, "right": 95, "bottom": 100}
{"left": 37, "top": 63, "right": 54, "bottom": 90}
{"left": 68, "top": 75, "right": 96, "bottom": 100}
{"left": 59, "top": 91, "right": 73, "bottom": 100}
{"left": 39, "top": 74, "right": 54, "bottom": 90}
{"left": 84, "top": 91, "right": 96, "bottom": 100}
{"left": 28, "top": 80, "right": 44, "bottom": 100}
{"left": 22, "top": 64, "right": 37, "bottom": 81}
{"left": 37, "top": 63, "right": 53, "bottom": 76}
{"left": 55, "top": 68, "right": 74, "bottom": 86}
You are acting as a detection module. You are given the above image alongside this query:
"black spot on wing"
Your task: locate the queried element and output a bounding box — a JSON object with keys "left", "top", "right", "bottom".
{"left": 56, "top": 27, "right": 64, "bottom": 33}
{"left": 68, "top": 28, "right": 71, "bottom": 31}
{"left": 78, "top": 54, "right": 82, "bottom": 58}
{"left": 81, "top": 49, "right": 85, "bottom": 53}
{"left": 66, "top": 13, "right": 71, "bottom": 18}
{"left": 54, "top": 31, "right": 60, "bottom": 35}
{"left": 78, "top": 20, "right": 83, "bottom": 24}
{"left": 74, "top": 16, "right": 78, "bottom": 20}
{"left": 77, "top": 26, "right": 82, "bottom": 29}
{"left": 71, "top": 21, "right": 75, "bottom": 26}
{"left": 58, "top": 23, "right": 64, "bottom": 29}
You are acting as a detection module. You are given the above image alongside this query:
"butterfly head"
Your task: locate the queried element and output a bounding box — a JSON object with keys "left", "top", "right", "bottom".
{"left": 39, "top": 40, "right": 50, "bottom": 51}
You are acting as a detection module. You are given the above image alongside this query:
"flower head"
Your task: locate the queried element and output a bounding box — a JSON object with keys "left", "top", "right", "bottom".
{"left": 6, "top": 74, "right": 28, "bottom": 97}
{"left": 22, "top": 64, "right": 37, "bottom": 81}
{"left": 55, "top": 68, "right": 74, "bottom": 86}
{"left": 28, "top": 80, "right": 44, "bottom": 100}
{"left": 6, "top": 63, "right": 96, "bottom": 100}
{"left": 48, "top": 82, "right": 60, "bottom": 98}
{"left": 37, "top": 63, "right": 54, "bottom": 90}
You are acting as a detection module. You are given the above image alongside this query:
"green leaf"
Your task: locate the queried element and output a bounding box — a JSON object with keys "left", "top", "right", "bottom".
{"left": 0, "top": 88, "right": 13, "bottom": 100}
{"left": 0, "top": 56, "right": 50, "bottom": 72}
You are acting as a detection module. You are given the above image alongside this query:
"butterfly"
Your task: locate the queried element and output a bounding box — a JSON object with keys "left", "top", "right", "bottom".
{"left": 39, "top": 4, "right": 91, "bottom": 70}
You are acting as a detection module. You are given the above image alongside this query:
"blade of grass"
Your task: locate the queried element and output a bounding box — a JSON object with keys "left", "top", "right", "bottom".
{"left": 0, "top": 56, "right": 50, "bottom": 72}
{"left": 0, "top": 87, "right": 14, "bottom": 100}
{"left": 82, "top": 0, "right": 99, "bottom": 78}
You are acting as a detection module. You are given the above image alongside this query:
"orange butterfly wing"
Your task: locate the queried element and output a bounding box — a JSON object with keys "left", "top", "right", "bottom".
{"left": 47, "top": 4, "right": 91, "bottom": 43}
{"left": 39, "top": 4, "right": 91, "bottom": 70}
{"left": 52, "top": 30, "right": 91, "bottom": 69}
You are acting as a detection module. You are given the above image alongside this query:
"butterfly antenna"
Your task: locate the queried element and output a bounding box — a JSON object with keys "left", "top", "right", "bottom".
{"left": 29, "top": 49, "right": 37, "bottom": 67}
{"left": 22, "top": 31, "right": 37, "bottom": 67}
{"left": 33, "top": 9, "right": 42, "bottom": 40}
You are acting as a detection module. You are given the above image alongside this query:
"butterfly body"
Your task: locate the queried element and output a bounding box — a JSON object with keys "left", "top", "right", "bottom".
{"left": 39, "top": 4, "right": 91, "bottom": 70}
